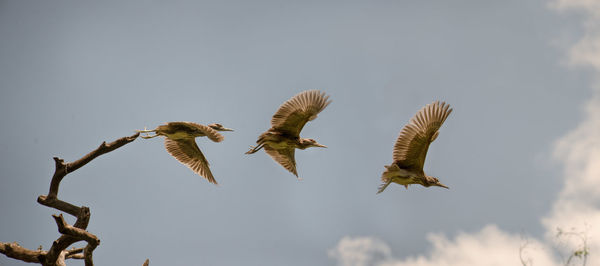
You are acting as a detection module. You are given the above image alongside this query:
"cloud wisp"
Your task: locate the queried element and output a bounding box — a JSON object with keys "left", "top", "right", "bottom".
{"left": 330, "top": 1, "right": 600, "bottom": 265}
{"left": 328, "top": 237, "right": 392, "bottom": 266}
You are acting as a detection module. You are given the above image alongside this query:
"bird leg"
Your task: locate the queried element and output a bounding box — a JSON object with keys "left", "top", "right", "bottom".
{"left": 139, "top": 134, "right": 158, "bottom": 139}
{"left": 376, "top": 180, "right": 392, "bottom": 194}
{"left": 245, "top": 144, "right": 264, "bottom": 154}
{"left": 135, "top": 128, "right": 158, "bottom": 139}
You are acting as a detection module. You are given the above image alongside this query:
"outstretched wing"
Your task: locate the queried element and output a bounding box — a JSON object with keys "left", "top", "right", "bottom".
{"left": 392, "top": 101, "right": 452, "bottom": 172}
{"left": 165, "top": 122, "right": 224, "bottom": 142}
{"left": 264, "top": 146, "right": 298, "bottom": 177}
{"left": 164, "top": 138, "right": 217, "bottom": 184}
{"left": 270, "top": 90, "right": 331, "bottom": 137}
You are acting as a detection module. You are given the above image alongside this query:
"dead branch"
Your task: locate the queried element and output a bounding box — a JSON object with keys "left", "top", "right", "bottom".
{"left": 0, "top": 133, "right": 139, "bottom": 266}
{"left": 65, "top": 247, "right": 84, "bottom": 260}
{"left": 0, "top": 242, "right": 47, "bottom": 263}
{"left": 53, "top": 214, "right": 99, "bottom": 247}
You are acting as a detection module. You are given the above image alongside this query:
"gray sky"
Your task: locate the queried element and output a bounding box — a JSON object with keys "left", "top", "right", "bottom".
{"left": 0, "top": 1, "right": 596, "bottom": 265}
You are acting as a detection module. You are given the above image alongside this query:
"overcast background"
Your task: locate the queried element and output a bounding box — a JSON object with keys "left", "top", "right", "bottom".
{"left": 1, "top": 0, "right": 598, "bottom": 265}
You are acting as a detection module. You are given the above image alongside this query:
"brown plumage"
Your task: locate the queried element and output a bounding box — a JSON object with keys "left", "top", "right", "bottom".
{"left": 246, "top": 90, "right": 331, "bottom": 177}
{"left": 137, "top": 122, "right": 233, "bottom": 184}
{"left": 377, "top": 101, "right": 452, "bottom": 193}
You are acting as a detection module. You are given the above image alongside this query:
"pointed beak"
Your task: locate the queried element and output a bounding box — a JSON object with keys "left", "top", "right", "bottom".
{"left": 314, "top": 143, "right": 327, "bottom": 148}
{"left": 436, "top": 183, "right": 449, "bottom": 189}
{"left": 221, "top": 128, "right": 234, "bottom": 132}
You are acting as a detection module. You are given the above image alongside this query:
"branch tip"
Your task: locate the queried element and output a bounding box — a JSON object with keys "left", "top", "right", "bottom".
{"left": 130, "top": 132, "right": 141, "bottom": 140}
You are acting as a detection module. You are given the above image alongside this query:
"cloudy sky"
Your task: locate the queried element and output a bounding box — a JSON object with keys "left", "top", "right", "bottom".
{"left": 1, "top": 0, "right": 598, "bottom": 265}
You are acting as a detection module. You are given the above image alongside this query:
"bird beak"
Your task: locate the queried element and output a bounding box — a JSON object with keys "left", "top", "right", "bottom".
{"left": 221, "top": 128, "right": 234, "bottom": 132}
{"left": 436, "top": 183, "right": 449, "bottom": 189}
{"left": 314, "top": 143, "right": 327, "bottom": 148}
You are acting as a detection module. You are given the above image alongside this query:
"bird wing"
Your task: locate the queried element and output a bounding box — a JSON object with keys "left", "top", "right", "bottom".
{"left": 165, "top": 122, "right": 224, "bottom": 142}
{"left": 264, "top": 146, "right": 298, "bottom": 176}
{"left": 164, "top": 138, "right": 218, "bottom": 184}
{"left": 392, "top": 101, "right": 452, "bottom": 172}
{"left": 270, "top": 90, "right": 331, "bottom": 136}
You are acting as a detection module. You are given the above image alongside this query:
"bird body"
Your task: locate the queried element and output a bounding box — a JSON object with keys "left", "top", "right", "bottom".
{"left": 256, "top": 131, "right": 299, "bottom": 149}
{"left": 153, "top": 122, "right": 217, "bottom": 140}
{"left": 377, "top": 101, "right": 452, "bottom": 193}
{"left": 137, "top": 122, "right": 233, "bottom": 184}
{"left": 255, "top": 130, "right": 325, "bottom": 150}
{"left": 246, "top": 90, "right": 330, "bottom": 177}
{"left": 379, "top": 164, "right": 439, "bottom": 191}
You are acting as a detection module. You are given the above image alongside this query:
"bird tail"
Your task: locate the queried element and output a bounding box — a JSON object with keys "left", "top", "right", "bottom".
{"left": 381, "top": 164, "right": 399, "bottom": 179}
{"left": 377, "top": 164, "right": 399, "bottom": 194}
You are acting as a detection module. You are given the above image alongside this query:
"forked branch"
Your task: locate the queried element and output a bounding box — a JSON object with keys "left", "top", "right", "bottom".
{"left": 0, "top": 133, "right": 145, "bottom": 266}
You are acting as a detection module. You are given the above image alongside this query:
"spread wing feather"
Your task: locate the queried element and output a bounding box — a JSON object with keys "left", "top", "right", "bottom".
{"left": 392, "top": 101, "right": 452, "bottom": 172}
{"left": 270, "top": 90, "right": 331, "bottom": 136}
{"left": 264, "top": 146, "right": 298, "bottom": 176}
{"left": 164, "top": 138, "right": 218, "bottom": 184}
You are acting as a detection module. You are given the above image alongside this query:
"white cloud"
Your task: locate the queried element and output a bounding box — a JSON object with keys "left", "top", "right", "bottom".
{"left": 551, "top": 0, "right": 600, "bottom": 18}
{"left": 543, "top": 0, "right": 600, "bottom": 264}
{"left": 543, "top": 84, "right": 600, "bottom": 266}
{"left": 551, "top": 0, "right": 600, "bottom": 69}
{"left": 328, "top": 236, "right": 391, "bottom": 266}
{"left": 329, "top": 1, "right": 600, "bottom": 265}
{"left": 393, "top": 225, "right": 556, "bottom": 266}
{"left": 329, "top": 226, "right": 557, "bottom": 266}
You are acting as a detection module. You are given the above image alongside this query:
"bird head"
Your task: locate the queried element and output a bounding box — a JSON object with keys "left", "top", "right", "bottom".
{"left": 300, "top": 138, "right": 327, "bottom": 149}
{"left": 208, "top": 123, "right": 234, "bottom": 132}
{"left": 424, "top": 176, "right": 449, "bottom": 189}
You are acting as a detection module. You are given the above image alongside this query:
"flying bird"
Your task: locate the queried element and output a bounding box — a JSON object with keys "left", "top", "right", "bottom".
{"left": 246, "top": 90, "right": 331, "bottom": 177}
{"left": 377, "top": 101, "right": 452, "bottom": 193}
{"left": 137, "top": 122, "right": 233, "bottom": 184}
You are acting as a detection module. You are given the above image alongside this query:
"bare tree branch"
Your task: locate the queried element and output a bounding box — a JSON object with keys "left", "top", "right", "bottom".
{"left": 52, "top": 214, "right": 99, "bottom": 246}
{"left": 65, "top": 247, "right": 84, "bottom": 260}
{"left": 44, "top": 207, "right": 91, "bottom": 265}
{"left": 56, "top": 250, "right": 66, "bottom": 266}
{"left": 0, "top": 242, "right": 47, "bottom": 263}
{"left": 39, "top": 133, "right": 140, "bottom": 205}
{"left": 1, "top": 133, "right": 140, "bottom": 266}
{"left": 83, "top": 242, "right": 97, "bottom": 266}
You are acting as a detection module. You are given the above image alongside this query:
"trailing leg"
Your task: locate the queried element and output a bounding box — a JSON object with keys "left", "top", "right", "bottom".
{"left": 245, "top": 144, "right": 264, "bottom": 154}
{"left": 135, "top": 127, "right": 159, "bottom": 139}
